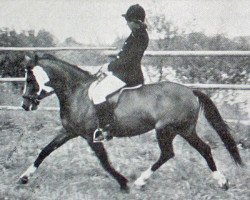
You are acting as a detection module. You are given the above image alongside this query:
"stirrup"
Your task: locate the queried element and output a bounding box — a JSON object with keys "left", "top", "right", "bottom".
{"left": 93, "top": 128, "right": 106, "bottom": 143}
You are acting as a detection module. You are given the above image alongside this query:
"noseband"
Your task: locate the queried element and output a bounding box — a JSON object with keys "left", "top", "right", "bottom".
{"left": 22, "top": 94, "right": 41, "bottom": 107}
{"left": 22, "top": 90, "right": 55, "bottom": 105}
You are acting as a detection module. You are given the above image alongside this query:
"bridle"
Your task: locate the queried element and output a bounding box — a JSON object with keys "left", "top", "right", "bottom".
{"left": 22, "top": 90, "right": 55, "bottom": 105}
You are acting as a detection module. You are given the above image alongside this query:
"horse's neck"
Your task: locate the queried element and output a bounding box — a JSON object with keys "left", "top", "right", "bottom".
{"left": 40, "top": 60, "right": 94, "bottom": 105}
{"left": 57, "top": 80, "right": 93, "bottom": 113}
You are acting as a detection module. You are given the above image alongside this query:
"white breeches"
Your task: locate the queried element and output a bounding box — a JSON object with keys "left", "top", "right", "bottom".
{"left": 89, "top": 73, "right": 126, "bottom": 104}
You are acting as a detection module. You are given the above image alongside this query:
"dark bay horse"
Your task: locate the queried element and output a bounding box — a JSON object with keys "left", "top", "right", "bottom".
{"left": 20, "top": 54, "right": 243, "bottom": 191}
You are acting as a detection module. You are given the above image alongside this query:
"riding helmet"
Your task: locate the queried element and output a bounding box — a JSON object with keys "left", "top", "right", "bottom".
{"left": 122, "top": 4, "right": 146, "bottom": 22}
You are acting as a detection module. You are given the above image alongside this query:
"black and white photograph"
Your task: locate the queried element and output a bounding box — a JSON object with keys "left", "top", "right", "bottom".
{"left": 0, "top": 0, "right": 249, "bottom": 199}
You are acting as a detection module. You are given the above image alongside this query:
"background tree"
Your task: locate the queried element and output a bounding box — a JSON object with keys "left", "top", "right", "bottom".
{"left": 0, "top": 28, "right": 58, "bottom": 79}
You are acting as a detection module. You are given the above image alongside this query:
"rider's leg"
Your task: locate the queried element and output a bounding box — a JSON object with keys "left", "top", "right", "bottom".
{"left": 94, "top": 101, "right": 114, "bottom": 141}
{"left": 91, "top": 74, "right": 126, "bottom": 142}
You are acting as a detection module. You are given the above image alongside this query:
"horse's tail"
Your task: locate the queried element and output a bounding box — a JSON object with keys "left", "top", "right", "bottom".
{"left": 193, "top": 90, "right": 243, "bottom": 166}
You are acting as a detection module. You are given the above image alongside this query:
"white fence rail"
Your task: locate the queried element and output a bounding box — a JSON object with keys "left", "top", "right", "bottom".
{"left": 0, "top": 77, "right": 249, "bottom": 90}
{"left": 184, "top": 84, "right": 250, "bottom": 90}
{"left": 0, "top": 46, "right": 116, "bottom": 51}
{"left": 0, "top": 77, "right": 25, "bottom": 82}
{"left": 104, "top": 50, "right": 250, "bottom": 57}
{"left": 0, "top": 47, "right": 249, "bottom": 55}
{"left": 0, "top": 106, "right": 59, "bottom": 111}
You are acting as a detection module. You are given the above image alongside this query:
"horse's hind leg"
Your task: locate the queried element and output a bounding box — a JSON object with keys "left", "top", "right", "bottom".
{"left": 19, "top": 131, "right": 75, "bottom": 184}
{"left": 180, "top": 129, "right": 228, "bottom": 189}
{"left": 86, "top": 139, "right": 129, "bottom": 192}
{"left": 134, "top": 129, "right": 176, "bottom": 188}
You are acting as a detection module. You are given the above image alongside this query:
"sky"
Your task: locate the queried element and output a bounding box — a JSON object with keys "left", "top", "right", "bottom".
{"left": 0, "top": 0, "right": 249, "bottom": 45}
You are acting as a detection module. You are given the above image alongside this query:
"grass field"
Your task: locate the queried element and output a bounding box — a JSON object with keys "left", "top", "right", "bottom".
{"left": 0, "top": 84, "right": 249, "bottom": 200}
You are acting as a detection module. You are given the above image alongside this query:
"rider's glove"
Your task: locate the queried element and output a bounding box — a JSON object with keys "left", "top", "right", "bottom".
{"left": 100, "top": 63, "right": 112, "bottom": 75}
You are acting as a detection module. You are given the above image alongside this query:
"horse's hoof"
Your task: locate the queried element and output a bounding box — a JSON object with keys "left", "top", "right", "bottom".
{"left": 19, "top": 176, "right": 28, "bottom": 184}
{"left": 221, "top": 180, "right": 229, "bottom": 190}
{"left": 134, "top": 179, "right": 146, "bottom": 190}
{"left": 134, "top": 183, "right": 146, "bottom": 191}
{"left": 120, "top": 185, "right": 130, "bottom": 193}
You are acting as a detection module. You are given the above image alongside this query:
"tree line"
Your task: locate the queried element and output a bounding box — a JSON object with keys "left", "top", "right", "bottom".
{"left": 0, "top": 28, "right": 56, "bottom": 78}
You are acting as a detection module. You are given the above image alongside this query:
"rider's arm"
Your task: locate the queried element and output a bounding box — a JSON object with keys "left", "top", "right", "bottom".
{"left": 108, "top": 31, "right": 148, "bottom": 71}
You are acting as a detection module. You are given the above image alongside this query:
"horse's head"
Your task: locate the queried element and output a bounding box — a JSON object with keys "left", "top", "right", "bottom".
{"left": 22, "top": 55, "right": 54, "bottom": 111}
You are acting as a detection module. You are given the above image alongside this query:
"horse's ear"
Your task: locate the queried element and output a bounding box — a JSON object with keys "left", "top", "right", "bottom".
{"left": 34, "top": 54, "right": 39, "bottom": 64}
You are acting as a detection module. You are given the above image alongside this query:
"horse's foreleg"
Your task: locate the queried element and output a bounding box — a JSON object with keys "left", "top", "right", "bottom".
{"left": 86, "top": 139, "right": 129, "bottom": 192}
{"left": 134, "top": 129, "right": 176, "bottom": 188}
{"left": 19, "top": 132, "right": 75, "bottom": 184}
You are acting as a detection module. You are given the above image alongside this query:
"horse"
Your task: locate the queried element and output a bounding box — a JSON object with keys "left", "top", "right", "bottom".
{"left": 19, "top": 54, "right": 243, "bottom": 192}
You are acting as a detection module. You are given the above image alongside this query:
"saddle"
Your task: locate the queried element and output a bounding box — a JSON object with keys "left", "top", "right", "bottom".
{"left": 88, "top": 79, "right": 143, "bottom": 107}
{"left": 108, "top": 84, "right": 143, "bottom": 105}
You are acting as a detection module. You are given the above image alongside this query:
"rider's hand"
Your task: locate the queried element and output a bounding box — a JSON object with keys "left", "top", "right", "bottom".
{"left": 100, "top": 63, "right": 111, "bottom": 75}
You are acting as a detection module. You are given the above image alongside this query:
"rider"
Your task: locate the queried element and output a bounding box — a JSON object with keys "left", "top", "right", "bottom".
{"left": 92, "top": 4, "right": 149, "bottom": 142}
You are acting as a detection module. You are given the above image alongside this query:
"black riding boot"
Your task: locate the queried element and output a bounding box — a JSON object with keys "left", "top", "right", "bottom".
{"left": 93, "top": 101, "right": 114, "bottom": 142}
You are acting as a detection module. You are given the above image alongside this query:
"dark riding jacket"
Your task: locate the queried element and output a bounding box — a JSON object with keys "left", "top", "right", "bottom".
{"left": 108, "top": 23, "right": 148, "bottom": 87}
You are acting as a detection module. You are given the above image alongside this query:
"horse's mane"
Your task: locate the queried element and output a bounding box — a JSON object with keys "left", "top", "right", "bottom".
{"left": 39, "top": 54, "right": 93, "bottom": 77}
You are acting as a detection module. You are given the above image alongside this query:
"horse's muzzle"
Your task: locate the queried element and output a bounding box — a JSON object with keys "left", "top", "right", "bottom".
{"left": 22, "top": 98, "right": 39, "bottom": 111}
{"left": 22, "top": 103, "right": 38, "bottom": 111}
{"left": 22, "top": 104, "right": 30, "bottom": 111}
